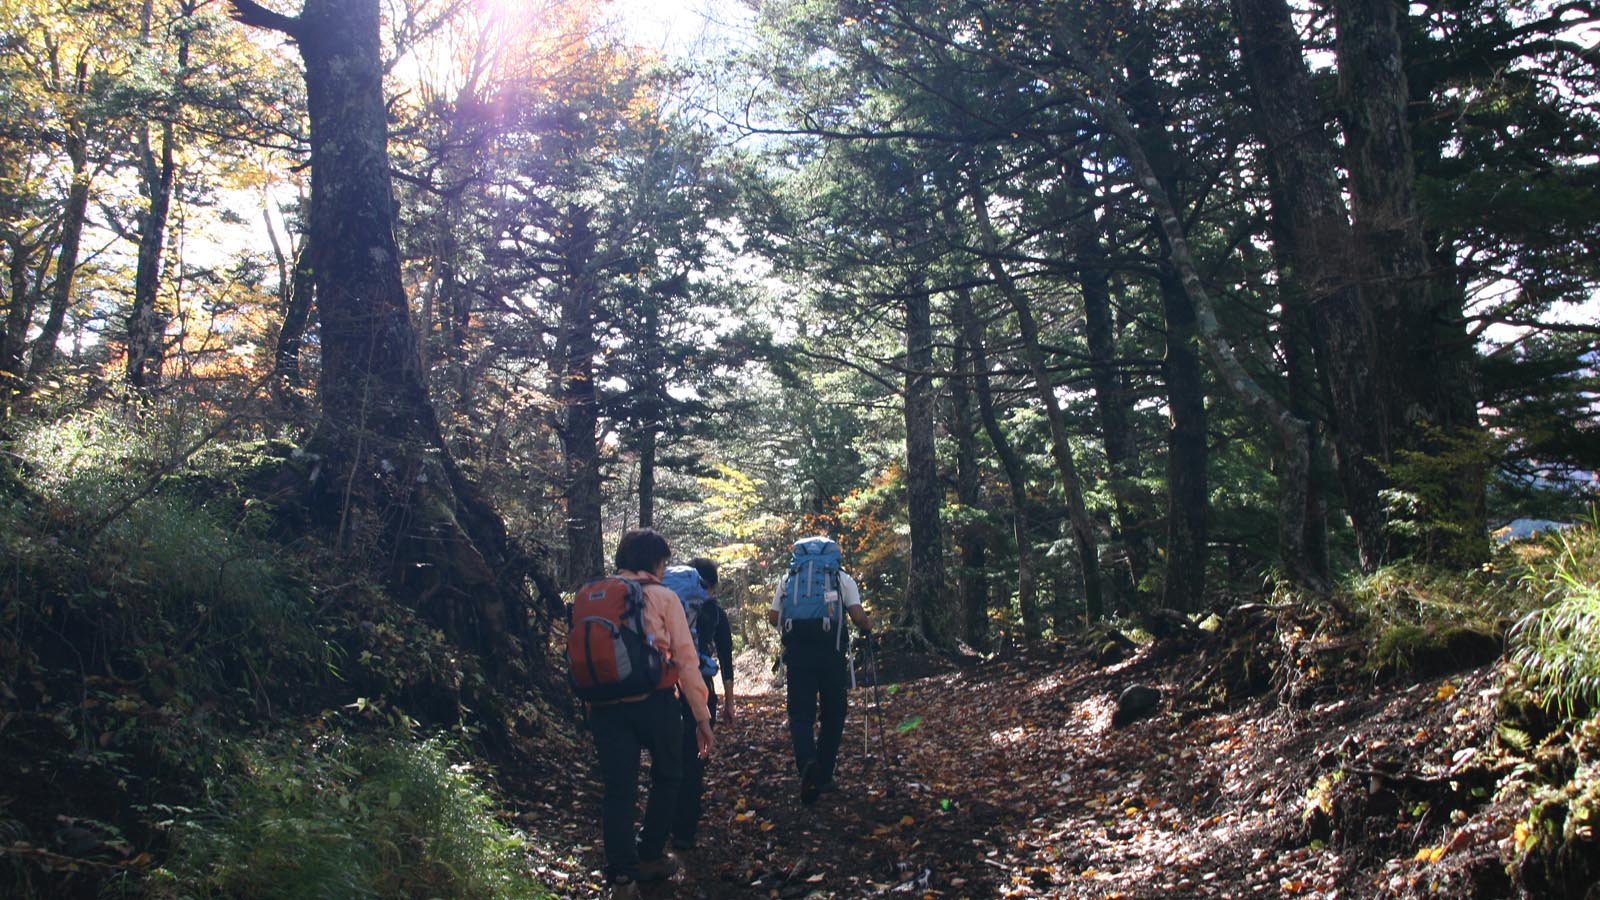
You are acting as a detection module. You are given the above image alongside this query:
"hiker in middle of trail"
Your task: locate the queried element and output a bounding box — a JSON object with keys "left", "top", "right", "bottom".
{"left": 767, "top": 535, "right": 875, "bottom": 806}
{"left": 659, "top": 556, "right": 736, "bottom": 852}
{"left": 572, "top": 528, "right": 714, "bottom": 891}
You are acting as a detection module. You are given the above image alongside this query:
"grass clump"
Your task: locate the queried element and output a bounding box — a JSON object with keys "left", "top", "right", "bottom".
{"left": 1342, "top": 562, "right": 1517, "bottom": 678}
{"left": 1509, "top": 522, "right": 1600, "bottom": 718}
{"left": 153, "top": 734, "right": 542, "bottom": 900}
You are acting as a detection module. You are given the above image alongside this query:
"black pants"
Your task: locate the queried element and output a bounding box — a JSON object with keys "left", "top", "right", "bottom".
{"left": 589, "top": 690, "right": 682, "bottom": 882}
{"left": 672, "top": 688, "right": 717, "bottom": 846}
{"left": 784, "top": 642, "right": 849, "bottom": 782}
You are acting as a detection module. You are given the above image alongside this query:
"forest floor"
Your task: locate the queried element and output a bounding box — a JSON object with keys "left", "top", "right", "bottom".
{"left": 512, "top": 628, "right": 1520, "bottom": 900}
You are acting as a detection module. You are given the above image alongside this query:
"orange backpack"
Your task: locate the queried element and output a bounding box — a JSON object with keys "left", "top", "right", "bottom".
{"left": 567, "top": 576, "right": 677, "bottom": 702}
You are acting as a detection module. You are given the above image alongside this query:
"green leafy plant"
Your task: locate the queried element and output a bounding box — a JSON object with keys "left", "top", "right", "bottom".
{"left": 1341, "top": 561, "right": 1520, "bottom": 678}
{"left": 1509, "top": 523, "right": 1600, "bottom": 717}
{"left": 153, "top": 734, "right": 543, "bottom": 900}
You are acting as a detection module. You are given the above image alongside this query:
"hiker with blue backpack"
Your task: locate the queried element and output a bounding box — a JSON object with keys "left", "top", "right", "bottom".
{"left": 566, "top": 529, "right": 714, "bottom": 891}
{"left": 767, "top": 536, "right": 875, "bottom": 806}
{"left": 660, "top": 557, "right": 736, "bottom": 850}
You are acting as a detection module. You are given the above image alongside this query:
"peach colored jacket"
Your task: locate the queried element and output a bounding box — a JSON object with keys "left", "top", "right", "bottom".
{"left": 620, "top": 570, "right": 710, "bottom": 725}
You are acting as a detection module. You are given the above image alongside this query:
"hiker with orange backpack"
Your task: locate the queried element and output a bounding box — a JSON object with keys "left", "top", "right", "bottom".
{"left": 767, "top": 536, "right": 874, "bottom": 806}
{"left": 568, "top": 528, "right": 713, "bottom": 890}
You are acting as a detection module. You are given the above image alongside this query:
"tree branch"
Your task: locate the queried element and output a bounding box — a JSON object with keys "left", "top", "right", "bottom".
{"left": 227, "top": 0, "right": 301, "bottom": 39}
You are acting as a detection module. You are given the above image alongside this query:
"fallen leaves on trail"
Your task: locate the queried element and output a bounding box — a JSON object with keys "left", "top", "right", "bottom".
{"left": 512, "top": 638, "right": 1515, "bottom": 899}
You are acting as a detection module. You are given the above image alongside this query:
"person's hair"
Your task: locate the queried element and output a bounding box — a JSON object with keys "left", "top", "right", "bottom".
{"left": 688, "top": 557, "right": 718, "bottom": 590}
{"left": 614, "top": 528, "right": 671, "bottom": 573}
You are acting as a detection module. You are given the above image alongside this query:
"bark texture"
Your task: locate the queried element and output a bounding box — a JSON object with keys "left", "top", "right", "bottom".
{"left": 903, "top": 279, "right": 947, "bottom": 643}
{"left": 1233, "top": 0, "right": 1393, "bottom": 572}
{"left": 229, "top": 0, "right": 553, "bottom": 682}
{"left": 1331, "top": 0, "right": 1487, "bottom": 566}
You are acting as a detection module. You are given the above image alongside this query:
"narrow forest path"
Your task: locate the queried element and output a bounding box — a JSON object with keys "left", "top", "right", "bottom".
{"left": 518, "top": 639, "right": 1512, "bottom": 899}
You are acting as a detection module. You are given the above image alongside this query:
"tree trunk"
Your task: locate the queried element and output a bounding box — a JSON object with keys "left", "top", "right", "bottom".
{"left": 635, "top": 294, "right": 662, "bottom": 530}
{"left": 637, "top": 427, "right": 657, "bottom": 529}
{"left": 229, "top": 0, "right": 549, "bottom": 683}
{"left": 902, "top": 278, "right": 946, "bottom": 643}
{"left": 28, "top": 118, "right": 90, "bottom": 384}
{"left": 959, "top": 286, "right": 1040, "bottom": 642}
{"left": 1330, "top": 0, "right": 1487, "bottom": 567}
{"left": 970, "top": 182, "right": 1103, "bottom": 624}
{"left": 950, "top": 298, "right": 989, "bottom": 651}
{"left": 1232, "top": 0, "right": 1393, "bottom": 572}
{"left": 1278, "top": 280, "right": 1332, "bottom": 584}
{"left": 556, "top": 207, "right": 605, "bottom": 585}
{"left": 1116, "top": 53, "right": 1213, "bottom": 612}
{"left": 273, "top": 242, "right": 315, "bottom": 399}
{"left": 126, "top": 0, "right": 184, "bottom": 390}
{"left": 1066, "top": 164, "right": 1149, "bottom": 608}
{"left": 1157, "top": 270, "right": 1211, "bottom": 613}
{"left": 2, "top": 235, "right": 35, "bottom": 397}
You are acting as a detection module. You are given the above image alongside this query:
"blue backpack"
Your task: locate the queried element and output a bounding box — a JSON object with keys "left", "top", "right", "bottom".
{"left": 661, "top": 564, "right": 719, "bottom": 679}
{"left": 780, "top": 537, "right": 844, "bottom": 649}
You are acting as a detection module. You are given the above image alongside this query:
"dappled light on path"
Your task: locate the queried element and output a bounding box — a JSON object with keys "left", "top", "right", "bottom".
{"left": 520, "top": 644, "right": 1511, "bottom": 899}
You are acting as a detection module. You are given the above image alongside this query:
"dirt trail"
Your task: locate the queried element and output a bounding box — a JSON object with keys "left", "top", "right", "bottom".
{"left": 520, "top": 643, "right": 1510, "bottom": 899}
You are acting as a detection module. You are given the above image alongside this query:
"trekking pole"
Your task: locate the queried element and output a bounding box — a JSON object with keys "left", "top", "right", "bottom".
{"left": 851, "top": 644, "right": 869, "bottom": 757}
{"left": 866, "top": 634, "right": 895, "bottom": 799}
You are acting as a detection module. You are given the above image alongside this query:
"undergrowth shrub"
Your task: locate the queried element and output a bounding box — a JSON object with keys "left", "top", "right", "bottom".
{"left": 1342, "top": 561, "right": 1522, "bottom": 677}
{"left": 1494, "top": 522, "right": 1600, "bottom": 897}
{"left": 152, "top": 734, "right": 541, "bottom": 900}
{"left": 1509, "top": 522, "right": 1600, "bottom": 717}
{"left": 3, "top": 408, "right": 329, "bottom": 708}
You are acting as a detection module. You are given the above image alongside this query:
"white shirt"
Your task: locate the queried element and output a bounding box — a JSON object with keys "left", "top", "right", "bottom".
{"left": 770, "top": 570, "right": 862, "bottom": 611}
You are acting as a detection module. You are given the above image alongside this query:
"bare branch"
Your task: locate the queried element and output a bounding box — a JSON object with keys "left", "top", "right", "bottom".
{"left": 227, "top": 0, "right": 301, "bottom": 39}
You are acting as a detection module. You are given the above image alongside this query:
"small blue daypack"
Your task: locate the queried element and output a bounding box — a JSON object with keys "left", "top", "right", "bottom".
{"left": 780, "top": 537, "right": 844, "bottom": 649}
{"left": 661, "top": 564, "right": 719, "bottom": 679}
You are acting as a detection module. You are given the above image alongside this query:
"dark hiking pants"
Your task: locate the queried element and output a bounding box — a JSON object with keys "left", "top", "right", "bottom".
{"left": 672, "top": 689, "right": 717, "bottom": 846}
{"left": 783, "top": 642, "right": 849, "bottom": 783}
{"left": 590, "top": 690, "right": 683, "bottom": 881}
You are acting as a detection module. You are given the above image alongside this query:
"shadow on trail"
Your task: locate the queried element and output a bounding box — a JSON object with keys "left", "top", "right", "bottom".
{"left": 527, "top": 640, "right": 1508, "bottom": 900}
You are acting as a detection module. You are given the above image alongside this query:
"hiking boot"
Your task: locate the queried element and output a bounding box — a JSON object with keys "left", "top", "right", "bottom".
{"left": 800, "top": 760, "right": 822, "bottom": 806}
{"left": 609, "top": 877, "right": 640, "bottom": 899}
{"left": 637, "top": 855, "right": 678, "bottom": 883}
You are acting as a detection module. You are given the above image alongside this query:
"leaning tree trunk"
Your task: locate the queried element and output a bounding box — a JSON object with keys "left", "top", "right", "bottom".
{"left": 27, "top": 120, "right": 89, "bottom": 386}
{"left": 970, "top": 182, "right": 1104, "bottom": 624}
{"left": 959, "top": 285, "right": 1041, "bottom": 642}
{"left": 1053, "top": 24, "right": 1323, "bottom": 593}
{"left": 228, "top": 0, "right": 552, "bottom": 683}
